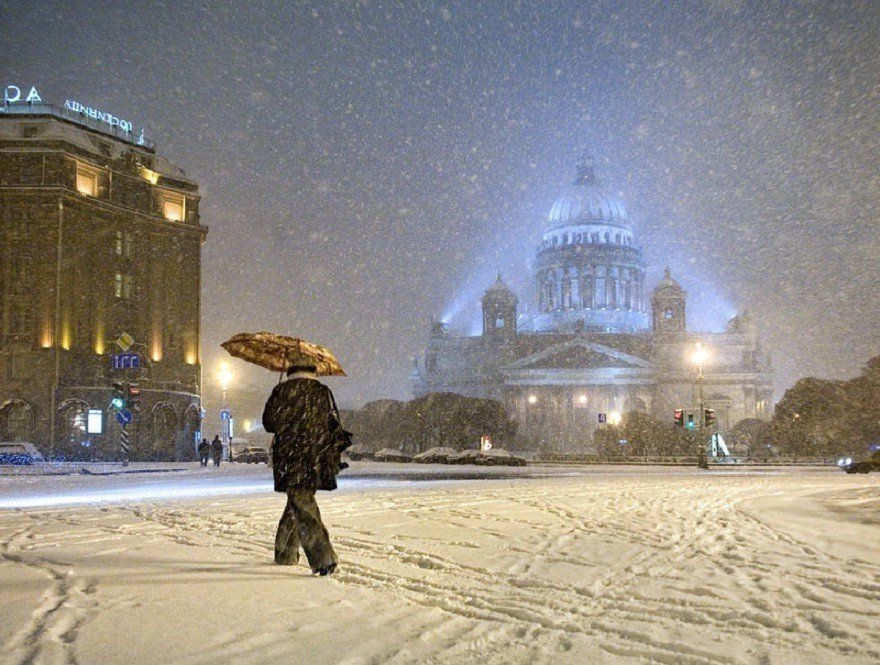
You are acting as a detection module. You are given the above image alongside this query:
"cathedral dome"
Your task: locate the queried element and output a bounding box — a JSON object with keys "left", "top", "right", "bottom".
{"left": 548, "top": 190, "right": 628, "bottom": 225}
{"left": 547, "top": 153, "right": 628, "bottom": 226}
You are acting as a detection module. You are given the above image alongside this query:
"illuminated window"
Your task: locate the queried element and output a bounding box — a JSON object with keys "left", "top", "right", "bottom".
{"left": 161, "top": 193, "right": 185, "bottom": 221}
{"left": 114, "top": 272, "right": 132, "bottom": 300}
{"left": 76, "top": 165, "right": 98, "bottom": 196}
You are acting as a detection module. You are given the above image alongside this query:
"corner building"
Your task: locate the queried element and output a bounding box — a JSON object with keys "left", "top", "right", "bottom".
{"left": 413, "top": 156, "right": 773, "bottom": 452}
{"left": 0, "top": 99, "right": 207, "bottom": 459}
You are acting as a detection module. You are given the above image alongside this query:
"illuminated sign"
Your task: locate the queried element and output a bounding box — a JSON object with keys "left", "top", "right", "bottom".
{"left": 64, "top": 99, "right": 133, "bottom": 133}
{"left": 87, "top": 409, "right": 104, "bottom": 435}
{"left": 3, "top": 84, "right": 42, "bottom": 103}
{"left": 3, "top": 84, "right": 144, "bottom": 143}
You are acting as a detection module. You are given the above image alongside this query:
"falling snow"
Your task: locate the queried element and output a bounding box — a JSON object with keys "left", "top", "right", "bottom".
{"left": 2, "top": 1, "right": 876, "bottom": 408}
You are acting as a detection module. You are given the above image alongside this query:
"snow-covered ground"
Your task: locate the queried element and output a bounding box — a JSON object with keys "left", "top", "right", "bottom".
{"left": 0, "top": 464, "right": 877, "bottom": 664}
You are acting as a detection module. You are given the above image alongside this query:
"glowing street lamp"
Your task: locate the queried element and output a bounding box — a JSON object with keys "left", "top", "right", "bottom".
{"left": 691, "top": 341, "right": 710, "bottom": 467}
{"left": 692, "top": 341, "right": 710, "bottom": 376}
{"left": 218, "top": 363, "right": 233, "bottom": 401}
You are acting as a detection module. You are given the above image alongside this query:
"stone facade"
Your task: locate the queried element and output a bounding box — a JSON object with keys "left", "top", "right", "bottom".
{"left": 0, "top": 103, "right": 207, "bottom": 459}
{"left": 412, "top": 158, "right": 773, "bottom": 452}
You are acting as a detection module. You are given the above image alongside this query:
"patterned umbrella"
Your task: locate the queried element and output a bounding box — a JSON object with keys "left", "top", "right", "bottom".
{"left": 221, "top": 332, "right": 346, "bottom": 376}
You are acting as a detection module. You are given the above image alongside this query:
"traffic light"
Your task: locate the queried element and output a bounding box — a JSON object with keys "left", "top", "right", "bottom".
{"left": 686, "top": 413, "right": 696, "bottom": 430}
{"left": 128, "top": 383, "right": 141, "bottom": 413}
{"left": 704, "top": 408, "right": 716, "bottom": 427}
{"left": 110, "top": 381, "right": 126, "bottom": 410}
{"left": 674, "top": 409, "right": 684, "bottom": 427}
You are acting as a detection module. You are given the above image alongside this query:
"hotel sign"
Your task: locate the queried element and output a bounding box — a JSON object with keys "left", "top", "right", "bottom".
{"left": 3, "top": 84, "right": 42, "bottom": 103}
{"left": 3, "top": 84, "right": 134, "bottom": 134}
{"left": 63, "top": 99, "right": 133, "bottom": 133}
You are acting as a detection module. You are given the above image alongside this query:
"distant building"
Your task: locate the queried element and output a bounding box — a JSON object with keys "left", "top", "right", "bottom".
{"left": 0, "top": 90, "right": 207, "bottom": 459}
{"left": 412, "top": 155, "right": 773, "bottom": 452}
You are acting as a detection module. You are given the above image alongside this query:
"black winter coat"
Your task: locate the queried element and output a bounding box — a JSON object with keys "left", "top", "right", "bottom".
{"left": 262, "top": 377, "right": 346, "bottom": 492}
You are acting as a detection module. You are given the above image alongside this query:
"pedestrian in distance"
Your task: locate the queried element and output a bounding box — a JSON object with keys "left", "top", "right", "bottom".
{"left": 197, "top": 438, "right": 210, "bottom": 467}
{"left": 210, "top": 435, "right": 223, "bottom": 467}
{"left": 262, "top": 364, "right": 352, "bottom": 576}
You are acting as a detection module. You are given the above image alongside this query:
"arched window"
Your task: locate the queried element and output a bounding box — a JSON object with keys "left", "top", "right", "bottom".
{"left": 181, "top": 404, "right": 202, "bottom": 459}
{"left": 604, "top": 232, "right": 610, "bottom": 243}
{"left": 56, "top": 399, "right": 91, "bottom": 460}
{"left": 140, "top": 403, "right": 179, "bottom": 462}
{"left": 0, "top": 400, "right": 33, "bottom": 441}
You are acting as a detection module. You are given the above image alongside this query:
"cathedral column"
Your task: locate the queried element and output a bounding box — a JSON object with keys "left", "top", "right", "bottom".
{"left": 606, "top": 267, "right": 616, "bottom": 308}
{"left": 554, "top": 272, "right": 562, "bottom": 310}
{"left": 570, "top": 266, "right": 581, "bottom": 309}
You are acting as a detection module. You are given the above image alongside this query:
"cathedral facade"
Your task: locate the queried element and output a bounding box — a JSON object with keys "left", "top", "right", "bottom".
{"left": 411, "top": 157, "right": 773, "bottom": 451}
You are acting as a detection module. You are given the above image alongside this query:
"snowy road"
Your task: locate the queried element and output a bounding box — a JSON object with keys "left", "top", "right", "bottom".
{"left": 0, "top": 466, "right": 877, "bottom": 664}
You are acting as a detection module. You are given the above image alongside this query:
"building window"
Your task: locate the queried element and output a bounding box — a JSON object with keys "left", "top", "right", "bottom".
{"left": 114, "top": 272, "right": 132, "bottom": 300}
{"left": 76, "top": 165, "right": 98, "bottom": 196}
{"left": 115, "top": 231, "right": 133, "bottom": 257}
{"left": 8, "top": 304, "right": 31, "bottom": 337}
{"left": 161, "top": 193, "right": 185, "bottom": 221}
{"left": 9, "top": 255, "right": 28, "bottom": 283}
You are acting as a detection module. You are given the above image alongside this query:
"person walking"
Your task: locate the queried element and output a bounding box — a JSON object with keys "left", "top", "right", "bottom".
{"left": 197, "top": 438, "right": 210, "bottom": 467}
{"left": 210, "top": 435, "right": 223, "bottom": 467}
{"left": 262, "top": 364, "right": 349, "bottom": 576}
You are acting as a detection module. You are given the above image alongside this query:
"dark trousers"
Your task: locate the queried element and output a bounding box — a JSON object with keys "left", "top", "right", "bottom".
{"left": 199, "top": 454, "right": 209, "bottom": 467}
{"left": 275, "top": 489, "right": 337, "bottom": 571}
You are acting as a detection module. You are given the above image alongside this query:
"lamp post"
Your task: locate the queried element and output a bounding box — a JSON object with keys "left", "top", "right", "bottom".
{"left": 218, "top": 363, "right": 233, "bottom": 461}
{"left": 691, "top": 341, "right": 709, "bottom": 468}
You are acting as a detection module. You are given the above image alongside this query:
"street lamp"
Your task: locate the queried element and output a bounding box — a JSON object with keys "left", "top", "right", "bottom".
{"left": 691, "top": 342, "right": 710, "bottom": 467}
{"left": 217, "top": 363, "right": 233, "bottom": 460}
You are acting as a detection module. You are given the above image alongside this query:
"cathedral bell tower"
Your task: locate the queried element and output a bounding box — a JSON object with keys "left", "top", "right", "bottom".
{"left": 482, "top": 273, "right": 518, "bottom": 343}
{"left": 651, "top": 268, "right": 687, "bottom": 335}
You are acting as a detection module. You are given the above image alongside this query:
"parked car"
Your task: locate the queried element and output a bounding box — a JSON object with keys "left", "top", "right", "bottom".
{"left": 448, "top": 449, "right": 527, "bottom": 467}
{"left": 412, "top": 446, "right": 459, "bottom": 464}
{"left": 234, "top": 446, "right": 269, "bottom": 464}
{"left": 373, "top": 448, "right": 412, "bottom": 463}
{"left": 837, "top": 450, "right": 880, "bottom": 474}
{"left": 344, "top": 443, "right": 374, "bottom": 461}
{"left": 0, "top": 442, "right": 45, "bottom": 466}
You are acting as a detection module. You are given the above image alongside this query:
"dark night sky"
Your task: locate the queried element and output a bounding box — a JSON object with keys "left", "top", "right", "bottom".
{"left": 2, "top": 0, "right": 878, "bottom": 408}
